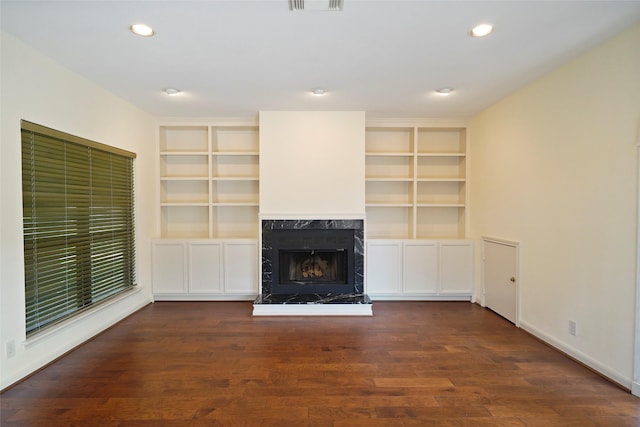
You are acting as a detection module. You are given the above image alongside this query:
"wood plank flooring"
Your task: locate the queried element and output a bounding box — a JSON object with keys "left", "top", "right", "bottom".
{"left": 2, "top": 301, "right": 639, "bottom": 426}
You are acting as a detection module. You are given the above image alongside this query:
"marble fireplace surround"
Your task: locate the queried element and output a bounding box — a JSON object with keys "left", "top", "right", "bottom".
{"left": 253, "top": 219, "right": 372, "bottom": 316}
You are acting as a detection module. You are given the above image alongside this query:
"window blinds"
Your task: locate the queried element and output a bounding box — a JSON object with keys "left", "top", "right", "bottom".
{"left": 21, "top": 120, "right": 137, "bottom": 336}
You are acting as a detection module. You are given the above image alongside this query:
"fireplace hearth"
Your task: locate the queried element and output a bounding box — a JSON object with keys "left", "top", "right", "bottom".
{"left": 256, "top": 219, "right": 370, "bottom": 308}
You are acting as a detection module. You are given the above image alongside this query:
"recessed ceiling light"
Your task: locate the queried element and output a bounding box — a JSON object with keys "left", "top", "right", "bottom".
{"left": 130, "top": 23, "right": 155, "bottom": 37}
{"left": 470, "top": 23, "right": 494, "bottom": 38}
{"left": 163, "top": 88, "right": 181, "bottom": 96}
{"left": 312, "top": 88, "right": 326, "bottom": 96}
{"left": 436, "top": 88, "right": 454, "bottom": 96}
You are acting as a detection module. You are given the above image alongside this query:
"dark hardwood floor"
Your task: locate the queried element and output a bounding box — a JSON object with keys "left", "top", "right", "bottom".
{"left": 1, "top": 301, "right": 639, "bottom": 426}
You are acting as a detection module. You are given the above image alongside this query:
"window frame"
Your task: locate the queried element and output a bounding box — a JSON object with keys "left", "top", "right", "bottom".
{"left": 21, "top": 120, "right": 137, "bottom": 337}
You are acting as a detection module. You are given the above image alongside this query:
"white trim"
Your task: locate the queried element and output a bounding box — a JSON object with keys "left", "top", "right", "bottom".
{"left": 521, "top": 320, "right": 631, "bottom": 390}
{"left": 481, "top": 235, "right": 520, "bottom": 247}
{"left": 253, "top": 303, "right": 372, "bottom": 316}
{"left": 158, "top": 116, "right": 471, "bottom": 129}
{"left": 634, "top": 133, "right": 640, "bottom": 396}
{"left": 158, "top": 117, "right": 259, "bottom": 126}
{"left": 24, "top": 287, "right": 143, "bottom": 347}
{"left": 153, "top": 294, "right": 257, "bottom": 301}
{"left": 481, "top": 236, "right": 520, "bottom": 327}
{"left": 365, "top": 117, "right": 470, "bottom": 128}
{"left": 368, "top": 295, "right": 471, "bottom": 301}
{"left": 258, "top": 213, "right": 366, "bottom": 221}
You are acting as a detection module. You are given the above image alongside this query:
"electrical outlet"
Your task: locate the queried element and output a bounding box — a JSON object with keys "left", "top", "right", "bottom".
{"left": 5, "top": 340, "right": 16, "bottom": 359}
{"left": 569, "top": 320, "right": 577, "bottom": 336}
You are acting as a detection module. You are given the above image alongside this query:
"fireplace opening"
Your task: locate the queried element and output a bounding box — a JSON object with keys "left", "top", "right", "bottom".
{"left": 279, "top": 249, "right": 347, "bottom": 285}
{"left": 269, "top": 228, "right": 356, "bottom": 295}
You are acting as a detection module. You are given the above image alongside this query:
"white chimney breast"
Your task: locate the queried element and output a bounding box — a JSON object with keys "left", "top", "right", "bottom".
{"left": 259, "top": 111, "right": 365, "bottom": 217}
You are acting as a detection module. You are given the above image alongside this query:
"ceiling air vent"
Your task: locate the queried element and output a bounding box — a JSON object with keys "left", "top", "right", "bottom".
{"left": 289, "top": 0, "right": 344, "bottom": 11}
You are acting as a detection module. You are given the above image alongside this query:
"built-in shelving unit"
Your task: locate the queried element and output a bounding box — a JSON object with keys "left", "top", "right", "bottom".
{"left": 365, "top": 123, "right": 468, "bottom": 239}
{"left": 158, "top": 123, "right": 259, "bottom": 239}
{"left": 154, "top": 118, "right": 471, "bottom": 301}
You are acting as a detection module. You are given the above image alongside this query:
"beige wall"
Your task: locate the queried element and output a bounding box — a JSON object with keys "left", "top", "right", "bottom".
{"left": 0, "top": 32, "right": 156, "bottom": 389}
{"left": 470, "top": 24, "right": 640, "bottom": 387}
{"left": 259, "top": 111, "right": 365, "bottom": 218}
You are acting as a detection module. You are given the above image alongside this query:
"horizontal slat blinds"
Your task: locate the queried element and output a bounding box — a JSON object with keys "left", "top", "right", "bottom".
{"left": 22, "top": 120, "right": 136, "bottom": 336}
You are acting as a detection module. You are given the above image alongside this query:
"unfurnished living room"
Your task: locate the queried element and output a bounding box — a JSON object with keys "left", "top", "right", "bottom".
{"left": 1, "top": 1, "right": 640, "bottom": 425}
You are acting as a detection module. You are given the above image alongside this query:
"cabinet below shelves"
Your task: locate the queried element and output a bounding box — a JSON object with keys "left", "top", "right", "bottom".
{"left": 151, "top": 239, "right": 259, "bottom": 300}
{"left": 151, "top": 237, "right": 473, "bottom": 301}
{"left": 366, "top": 239, "right": 474, "bottom": 300}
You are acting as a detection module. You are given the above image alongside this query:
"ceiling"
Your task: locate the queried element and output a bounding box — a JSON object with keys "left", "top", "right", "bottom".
{"left": 2, "top": 1, "right": 640, "bottom": 120}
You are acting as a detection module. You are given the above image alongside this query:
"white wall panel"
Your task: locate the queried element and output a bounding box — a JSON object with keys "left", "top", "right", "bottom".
{"left": 259, "top": 111, "right": 365, "bottom": 217}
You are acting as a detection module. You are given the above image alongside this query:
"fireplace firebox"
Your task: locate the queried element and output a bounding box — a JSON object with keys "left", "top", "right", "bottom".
{"left": 272, "top": 229, "right": 354, "bottom": 295}
{"left": 279, "top": 250, "right": 347, "bottom": 284}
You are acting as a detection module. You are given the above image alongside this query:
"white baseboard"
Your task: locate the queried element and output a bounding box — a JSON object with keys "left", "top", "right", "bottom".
{"left": 153, "top": 294, "right": 257, "bottom": 301}
{"left": 519, "top": 320, "right": 631, "bottom": 391}
{"left": 368, "top": 295, "right": 471, "bottom": 301}
{"left": 632, "top": 381, "right": 640, "bottom": 397}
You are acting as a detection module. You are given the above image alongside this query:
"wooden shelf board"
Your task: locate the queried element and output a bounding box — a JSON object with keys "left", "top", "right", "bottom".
{"left": 365, "top": 177, "right": 413, "bottom": 182}
{"left": 416, "top": 152, "right": 466, "bottom": 157}
{"left": 212, "top": 151, "right": 259, "bottom": 156}
{"left": 365, "top": 152, "right": 413, "bottom": 157}
{"left": 212, "top": 176, "right": 259, "bottom": 181}
{"left": 160, "top": 151, "right": 209, "bottom": 156}
{"left": 365, "top": 234, "right": 414, "bottom": 240}
{"left": 161, "top": 203, "right": 209, "bottom": 207}
{"left": 416, "top": 178, "right": 466, "bottom": 182}
{"left": 416, "top": 203, "right": 465, "bottom": 208}
{"left": 161, "top": 176, "right": 209, "bottom": 181}
{"left": 212, "top": 202, "right": 259, "bottom": 207}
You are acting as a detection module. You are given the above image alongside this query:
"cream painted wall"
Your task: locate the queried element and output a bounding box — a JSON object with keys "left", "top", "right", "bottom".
{"left": 259, "top": 111, "right": 365, "bottom": 218}
{"left": 0, "top": 32, "right": 156, "bottom": 389}
{"left": 470, "top": 24, "right": 640, "bottom": 387}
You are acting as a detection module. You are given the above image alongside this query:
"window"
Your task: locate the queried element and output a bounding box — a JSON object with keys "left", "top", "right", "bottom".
{"left": 21, "top": 120, "right": 137, "bottom": 336}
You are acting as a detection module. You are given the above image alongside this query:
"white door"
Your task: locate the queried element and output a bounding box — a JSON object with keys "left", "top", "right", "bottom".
{"left": 440, "top": 242, "right": 474, "bottom": 295}
{"left": 224, "top": 240, "right": 259, "bottom": 294}
{"left": 483, "top": 238, "right": 518, "bottom": 324}
{"left": 403, "top": 242, "right": 437, "bottom": 295}
{"left": 366, "top": 241, "right": 402, "bottom": 296}
{"left": 189, "top": 242, "right": 223, "bottom": 294}
{"left": 151, "top": 241, "right": 187, "bottom": 294}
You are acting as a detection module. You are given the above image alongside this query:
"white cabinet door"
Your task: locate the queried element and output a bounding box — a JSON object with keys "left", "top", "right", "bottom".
{"left": 366, "top": 241, "right": 402, "bottom": 296}
{"left": 189, "top": 242, "right": 223, "bottom": 294}
{"left": 440, "top": 242, "right": 473, "bottom": 294}
{"left": 224, "top": 241, "right": 258, "bottom": 294}
{"left": 403, "top": 242, "right": 438, "bottom": 294}
{"left": 484, "top": 238, "right": 518, "bottom": 324}
{"left": 151, "top": 241, "right": 187, "bottom": 294}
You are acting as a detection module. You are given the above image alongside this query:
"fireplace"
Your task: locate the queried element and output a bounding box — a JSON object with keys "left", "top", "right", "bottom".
{"left": 254, "top": 112, "right": 371, "bottom": 313}
{"left": 259, "top": 219, "right": 365, "bottom": 303}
